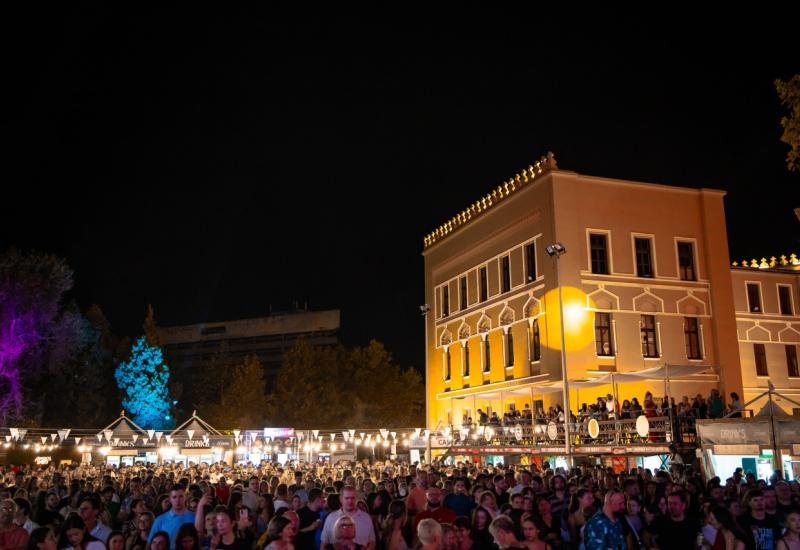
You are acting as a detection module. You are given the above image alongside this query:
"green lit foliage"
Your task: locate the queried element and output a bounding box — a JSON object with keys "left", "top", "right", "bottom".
{"left": 776, "top": 74, "right": 800, "bottom": 172}
{"left": 115, "top": 337, "right": 174, "bottom": 429}
{"left": 269, "top": 339, "right": 424, "bottom": 428}
{"left": 203, "top": 354, "right": 269, "bottom": 428}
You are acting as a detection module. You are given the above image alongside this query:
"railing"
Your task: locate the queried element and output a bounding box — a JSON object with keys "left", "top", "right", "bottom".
{"left": 446, "top": 416, "right": 674, "bottom": 448}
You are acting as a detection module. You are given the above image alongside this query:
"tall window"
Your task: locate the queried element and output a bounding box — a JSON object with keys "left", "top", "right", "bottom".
{"left": 635, "top": 237, "right": 654, "bottom": 278}
{"left": 641, "top": 315, "right": 658, "bottom": 358}
{"left": 747, "top": 283, "right": 762, "bottom": 313}
{"left": 506, "top": 330, "right": 514, "bottom": 368}
{"left": 480, "top": 267, "right": 488, "bottom": 302}
{"left": 464, "top": 344, "right": 470, "bottom": 377}
{"left": 460, "top": 277, "right": 468, "bottom": 310}
{"left": 442, "top": 286, "right": 449, "bottom": 317}
{"left": 595, "top": 313, "right": 614, "bottom": 356}
{"left": 483, "top": 337, "right": 491, "bottom": 373}
{"left": 779, "top": 286, "right": 793, "bottom": 315}
{"left": 590, "top": 233, "right": 609, "bottom": 274}
{"left": 787, "top": 345, "right": 799, "bottom": 378}
{"left": 531, "top": 319, "right": 541, "bottom": 362}
{"left": 685, "top": 317, "right": 702, "bottom": 360}
{"left": 678, "top": 241, "right": 696, "bottom": 281}
{"left": 526, "top": 243, "right": 537, "bottom": 282}
{"left": 501, "top": 255, "right": 511, "bottom": 293}
{"left": 444, "top": 348, "right": 451, "bottom": 380}
{"left": 754, "top": 343, "right": 768, "bottom": 376}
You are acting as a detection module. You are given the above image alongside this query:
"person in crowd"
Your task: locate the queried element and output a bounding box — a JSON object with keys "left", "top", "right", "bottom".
{"left": 150, "top": 486, "right": 195, "bottom": 549}
{"left": 416, "top": 519, "right": 441, "bottom": 550}
{"left": 488, "top": 515, "right": 525, "bottom": 549}
{"left": 26, "top": 527, "right": 56, "bottom": 550}
{"left": 583, "top": 490, "right": 626, "bottom": 550}
{"left": 57, "top": 515, "right": 104, "bottom": 550}
{"left": 263, "top": 516, "right": 294, "bottom": 550}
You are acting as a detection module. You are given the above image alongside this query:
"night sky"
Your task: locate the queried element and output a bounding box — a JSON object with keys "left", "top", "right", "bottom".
{"left": 1, "top": 9, "right": 798, "bottom": 372}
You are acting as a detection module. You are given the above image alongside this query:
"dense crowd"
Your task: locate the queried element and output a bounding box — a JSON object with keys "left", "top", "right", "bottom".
{"left": 0, "top": 457, "right": 797, "bottom": 550}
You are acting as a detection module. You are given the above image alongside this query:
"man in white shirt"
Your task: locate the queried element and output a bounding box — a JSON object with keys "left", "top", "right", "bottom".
{"left": 320, "top": 486, "right": 375, "bottom": 550}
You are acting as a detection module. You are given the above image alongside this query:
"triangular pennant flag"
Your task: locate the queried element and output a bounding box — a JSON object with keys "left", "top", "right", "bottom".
{"left": 330, "top": 433, "right": 336, "bottom": 441}
{"left": 186, "top": 430, "right": 194, "bottom": 440}
{"left": 17, "top": 429, "right": 27, "bottom": 440}
{"left": 155, "top": 432, "right": 163, "bottom": 442}
{"left": 96, "top": 433, "right": 103, "bottom": 442}
{"left": 348, "top": 429, "right": 355, "bottom": 438}
{"left": 312, "top": 430, "right": 319, "bottom": 438}
{"left": 390, "top": 431, "right": 397, "bottom": 439}
{"left": 147, "top": 430, "right": 155, "bottom": 440}
{"left": 50, "top": 433, "right": 57, "bottom": 442}
{"left": 74, "top": 437, "right": 81, "bottom": 445}
{"left": 131, "top": 434, "right": 138, "bottom": 444}
{"left": 380, "top": 429, "right": 388, "bottom": 439}
{"left": 41, "top": 436, "right": 47, "bottom": 444}
{"left": 58, "top": 429, "right": 70, "bottom": 442}
{"left": 104, "top": 430, "right": 113, "bottom": 442}
{"left": 233, "top": 430, "right": 240, "bottom": 438}
{"left": 165, "top": 435, "right": 173, "bottom": 444}
{"left": 4, "top": 436, "right": 10, "bottom": 443}
{"left": 9, "top": 428, "right": 18, "bottom": 441}
{"left": 142, "top": 438, "right": 149, "bottom": 445}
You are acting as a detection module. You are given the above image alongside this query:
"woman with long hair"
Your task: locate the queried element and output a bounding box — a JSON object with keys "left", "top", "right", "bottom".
{"left": 567, "top": 489, "right": 594, "bottom": 546}
{"left": 57, "top": 514, "right": 104, "bottom": 550}
{"left": 208, "top": 506, "right": 251, "bottom": 550}
{"left": 471, "top": 506, "right": 493, "bottom": 548}
{"left": 381, "top": 500, "right": 409, "bottom": 550}
{"left": 263, "top": 516, "right": 294, "bottom": 550}
{"left": 174, "top": 524, "right": 200, "bottom": 550}
{"left": 777, "top": 510, "right": 800, "bottom": 550}
{"left": 521, "top": 516, "right": 550, "bottom": 550}
{"left": 106, "top": 532, "right": 124, "bottom": 550}
{"left": 709, "top": 506, "right": 746, "bottom": 550}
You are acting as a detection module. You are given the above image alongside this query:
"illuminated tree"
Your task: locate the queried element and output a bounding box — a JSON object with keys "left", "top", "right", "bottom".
{"left": 115, "top": 336, "right": 174, "bottom": 429}
{"left": 0, "top": 249, "right": 75, "bottom": 422}
{"left": 776, "top": 74, "right": 800, "bottom": 172}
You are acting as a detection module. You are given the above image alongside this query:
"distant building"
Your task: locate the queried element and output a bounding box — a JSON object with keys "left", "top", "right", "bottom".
{"left": 158, "top": 309, "right": 340, "bottom": 384}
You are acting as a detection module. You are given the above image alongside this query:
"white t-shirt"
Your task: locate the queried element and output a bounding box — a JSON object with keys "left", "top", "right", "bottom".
{"left": 320, "top": 509, "right": 375, "bottom": 547}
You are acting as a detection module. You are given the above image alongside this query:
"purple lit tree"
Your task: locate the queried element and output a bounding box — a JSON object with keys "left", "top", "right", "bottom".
{"left": 0, "top": 249, "right": 74, "bottom": 422}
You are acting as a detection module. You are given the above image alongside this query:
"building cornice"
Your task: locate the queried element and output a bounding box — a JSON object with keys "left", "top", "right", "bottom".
{"left": 422, "top": 152, "right": 558, "bottom": 251}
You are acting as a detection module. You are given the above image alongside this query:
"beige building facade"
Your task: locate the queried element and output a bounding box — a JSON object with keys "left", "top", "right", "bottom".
{"left": 732, "top": 258, "right": 800, "bottom": 412}
{"left": 422, "top": 155, "right": 795, "bottom": 429}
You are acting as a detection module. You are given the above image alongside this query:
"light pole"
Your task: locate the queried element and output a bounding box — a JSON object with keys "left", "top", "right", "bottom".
{"left": 546, "top": 242, "right": 572, "bottom": 467}
{"left": 420, "top": 303, "right": 432, "bottom": 463}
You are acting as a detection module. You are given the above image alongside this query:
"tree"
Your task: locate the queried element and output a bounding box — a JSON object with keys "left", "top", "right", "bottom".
{"left": 269, "top": 339, "right": 424, "bottom": 429}
{"left": 203, "top": 354, "right": 269, "bottom": 428}
{"left": 115, "top": 336, "right": 174, "bottom": 429}
{"left": 0, "top": 249, "right": 77, "bottom": 422}
{"left": 38, "top": 310, "right": 120, "bottom": 426}
{"left": 143, "top": 304, "right": 161, "bottom": 347}
{"left": 776, "top": 74, "right": 800, "bottom": 172}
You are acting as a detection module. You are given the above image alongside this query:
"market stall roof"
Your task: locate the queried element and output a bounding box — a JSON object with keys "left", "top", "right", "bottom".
{"left": 97, "top": 411, "right": 146, "bottom": 441}
{"left": 170, "top": 411, "right": 224, "bottom": 438}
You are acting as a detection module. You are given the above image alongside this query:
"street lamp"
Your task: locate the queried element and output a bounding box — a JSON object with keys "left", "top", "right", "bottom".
{"left": 420, "top": 303, "right": 432, "bottom": 463}
{"left": 546, "top": 242, "right": 572, "bottom": 467}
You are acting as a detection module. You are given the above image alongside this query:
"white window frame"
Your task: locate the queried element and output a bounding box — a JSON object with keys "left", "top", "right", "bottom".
{"left": 631, "top": 233, "right": 657, "bottom": 278}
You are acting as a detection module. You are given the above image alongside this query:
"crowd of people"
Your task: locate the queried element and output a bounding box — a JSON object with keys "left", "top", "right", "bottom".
{"left": 0, "top": 456, "right": 797, "bottom": 550}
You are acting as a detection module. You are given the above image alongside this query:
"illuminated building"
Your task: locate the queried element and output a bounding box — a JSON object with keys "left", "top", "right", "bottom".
{"left": 731, "top": 255, "right": 800, "bottom": 412}
{"left": 421, "top": 153, "right": 792, "bottom": 428}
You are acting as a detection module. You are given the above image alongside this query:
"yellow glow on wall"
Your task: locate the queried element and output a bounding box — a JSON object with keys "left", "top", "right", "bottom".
{"left": 543, "top": 286, "right": 595, "bottom": 352}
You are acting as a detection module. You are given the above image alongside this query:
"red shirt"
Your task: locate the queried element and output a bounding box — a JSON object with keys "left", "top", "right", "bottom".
{"left": 216, "top": 484, "right": 230, "bottom": 506}
{"left": 0, "top": 524, "right": 29, "bottom": 550}
{"left": 413, "top": 506, "right": 457, "bottom": 533}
